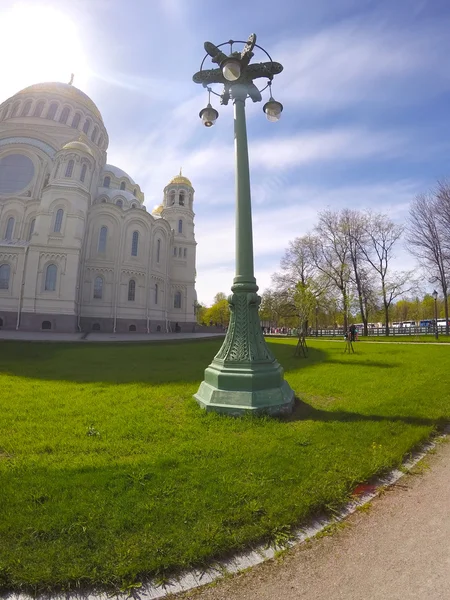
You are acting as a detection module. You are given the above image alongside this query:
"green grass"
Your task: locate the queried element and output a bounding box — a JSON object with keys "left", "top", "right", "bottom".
{"left": 0, "top": 339, "right": 449, "bottom": 594}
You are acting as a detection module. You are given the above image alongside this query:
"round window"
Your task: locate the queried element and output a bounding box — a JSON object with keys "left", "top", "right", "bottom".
{"left": 0, "top": 154, "right": 34, "bottom": 194}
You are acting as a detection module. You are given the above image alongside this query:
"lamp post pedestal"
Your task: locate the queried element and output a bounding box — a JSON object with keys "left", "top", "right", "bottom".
{"left": 194, "top": 88, "right": 295, "bottom": 416}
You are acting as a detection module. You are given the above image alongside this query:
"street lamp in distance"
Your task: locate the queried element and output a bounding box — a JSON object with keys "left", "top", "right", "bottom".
{"left": 432, "top": 289, "right": 438, "bottom": 340}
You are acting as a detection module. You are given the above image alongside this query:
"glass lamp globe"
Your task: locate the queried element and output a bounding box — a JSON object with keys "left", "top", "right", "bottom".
{"left": 432, "top": 289, "right": 438, "bottom": 300}
{"left": 263, "top": 98, "right": 283, "bottom": 122}
{"left": 222, "top": 58, "right": 241, "bottom": 81}
{"left": 199, "top": 104, "right": 219, "bottom": 127}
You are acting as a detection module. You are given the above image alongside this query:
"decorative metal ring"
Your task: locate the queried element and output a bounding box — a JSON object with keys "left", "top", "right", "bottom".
{"left": 199, "top": 40, "right": 275, "bottom": 97}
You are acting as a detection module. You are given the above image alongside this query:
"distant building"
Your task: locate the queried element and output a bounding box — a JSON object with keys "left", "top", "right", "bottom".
{"left": 0, "top": 82, "right": 197, "bottom": 332}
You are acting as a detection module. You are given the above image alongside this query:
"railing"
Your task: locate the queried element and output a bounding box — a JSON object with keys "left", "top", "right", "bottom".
{"left": 264, "top": 326, "right": 449, "bottom": 338}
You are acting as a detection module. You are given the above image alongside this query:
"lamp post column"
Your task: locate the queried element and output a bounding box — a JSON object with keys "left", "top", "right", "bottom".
{"left": 434, "top": 295, "right": 439, "bottom": 340}
{"left": 232, "top": 88, "right": 256, "bottom": 291}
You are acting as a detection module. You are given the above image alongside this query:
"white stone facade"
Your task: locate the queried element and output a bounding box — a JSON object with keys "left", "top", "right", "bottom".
{"left": 0, "top": 82, "right": 197, "bottom": 332}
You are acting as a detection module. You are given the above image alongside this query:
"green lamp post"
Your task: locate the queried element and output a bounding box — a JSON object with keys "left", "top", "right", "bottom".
{"left": 193, "top": 34, "right": 295, "bottom": 416}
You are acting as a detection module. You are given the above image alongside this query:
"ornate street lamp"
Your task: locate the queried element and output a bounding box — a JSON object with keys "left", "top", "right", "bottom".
{"left": 432, "top": 289, "right": 439, "bottom": 340}
{"left": 192, "top": 34, "right": 294, "bottom": 416}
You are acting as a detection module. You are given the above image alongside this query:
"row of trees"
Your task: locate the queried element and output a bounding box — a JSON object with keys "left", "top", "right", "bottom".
{"left": 198, "top": 181, "right": 450, "bottom": 335}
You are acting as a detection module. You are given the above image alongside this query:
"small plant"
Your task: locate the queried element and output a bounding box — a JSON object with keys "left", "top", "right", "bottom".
{"left": 86, "top": 424, "right": 100, "bottom": 437}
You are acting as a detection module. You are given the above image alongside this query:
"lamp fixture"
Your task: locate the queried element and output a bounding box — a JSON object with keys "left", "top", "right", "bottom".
{"left": 263, "top": 81, "right": 283, "bottom": 122}
{"left": 199, "top": 88, "right": 219, "bottom": 127}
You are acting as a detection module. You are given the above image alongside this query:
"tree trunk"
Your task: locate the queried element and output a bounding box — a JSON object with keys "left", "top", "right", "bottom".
{"left": 384, "top": 304, "right": 390, "bottom": 336}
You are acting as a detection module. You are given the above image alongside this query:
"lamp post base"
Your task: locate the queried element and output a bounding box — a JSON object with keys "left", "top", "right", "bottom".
{"left": 194, "top": 288, "right": 295, "bottom": 416}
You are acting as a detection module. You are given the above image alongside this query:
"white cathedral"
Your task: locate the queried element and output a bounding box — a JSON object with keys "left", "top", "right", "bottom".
{"left": 0, "top": 81, "right": 197, "bottom": 333}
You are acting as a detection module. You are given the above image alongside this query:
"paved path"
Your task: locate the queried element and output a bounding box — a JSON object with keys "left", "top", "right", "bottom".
{"left": 0, "top": 331, "right": 224, "bottom": 343}
{"left": 182, "top": 439, "right": 450, "bottom": 600}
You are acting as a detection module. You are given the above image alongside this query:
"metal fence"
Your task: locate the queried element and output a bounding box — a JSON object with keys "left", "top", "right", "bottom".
{"left": 308, "top": 326, "right": 449, "bottom": 337}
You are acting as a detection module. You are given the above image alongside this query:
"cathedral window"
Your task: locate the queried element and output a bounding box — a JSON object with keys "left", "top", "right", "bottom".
{"left": 179, "top": 191, "right": 185, "bottom": 206}
{"left": 44, "top": 264, "right": 57, "bottom": 291}
{"left": 103, "top": 176, "right": 110, "bottom": 188}
{"left": 0, "top": 264, "right": 10, "bottom": 290}
{"left": 120, "top": 181, "right": 126, "bottom": 190}
{"left": 178, "top": 247, "right": 182, "bottom": 257}
{"left": 131, "top": 203, "right": 136, "bottom": 208}
{"left": 65, "top": 160, "right": 74, "bottom": 177}
{"left": 173, "top": 247, "right": 177, "bottom": 256}
{"left": 21, "top": 100, "right": 32, "bottom": 116}
{"left": 28, "top": 218, "right": 35, "bottom": 241}
{"left": 178, "top": 219, "right": 183, "bottom": 234}
{"left": 59, "top": 107, "right": 70, "bottom": 124}
{"left": 54, "top": 209, "right": 64, "bottom": 233}
{"left": 133, "top": 188, "right": 137, "bottom": 196}
{"left": 131, "top": 231, "right": 139, "bottom": 256}
{"left": 93, "top": 276, "right": 103, "bottom": 299}
{"left": 98, "top": 135, "right": 104, "bottom": 148}
{"left": 98, "top": 226, "right": 107, "bottom": 253}
{"left": 71, "top": 113, "right": 81, "bottom": 129}
{"left": 156, "top": 239, "right": 161, "bottom": 263}
{"left": 91, "top": 126, "right": 98, "bottom": 143}
{"left": 4, "top": 217, "right": 15, "bottom": 240}
{"left": 116, "top": 199, "right": 123, "bottom": 208}
{"left": 33, "top": 101, "right": 45, "bottom": 117}
{"left": 155, "top": 283, "right": 158, "bottom": 305}
{"left": 129, "top": 324, "right": 136, "bottom": 332}
{"left": 128, "top": 279, "right": 136, "bottom": 301}
{"left": 174, "top": 291, "right": 182, "bottom": 309}
{"left": 46, "top": 103, "right": 57, "bottom": 120}
{"left": 80, "top": 164, "right": 87, "bottom": 182}
{"left": 92, "top": 323, "right": 100, "bottom": 331}
{"left": 83, "top": 118, "right": 91, "bottom": 134}
{"left": 169, "top": 190, "right": 175, "bottom": 205}
{"left": 42, "top": 321, "right": 52, "bottom": 330}
{"left": 11, "top": 102, "right": 20, "bottom": 117}
{"left": 184, "top": 248, "right": 187, "bottom": 258}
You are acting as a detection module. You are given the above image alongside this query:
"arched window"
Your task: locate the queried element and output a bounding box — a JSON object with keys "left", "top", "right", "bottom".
{"left": 11, "top": 102, "right": 20, "bottom": 117}
{"left": 120, "top": 181, "right": 125, "bottom": 190}
{"left": 92, "top": 323, "right": 101, "bottom": 331}
{"left": 98, "top": 226, "right": 107, "bottom": 253}
{"left": 44, "top": 264, "right": 57, "bottom": 291}
{"left": 156, "top": 239, "right": 161, "bottom": 263}
{"left": 179, "top": 191, "right": 185, "bottom": 206}
{"left": 169, "top": 190, "right": 176, "bottom": 205}
{"left": 5, "top": 217, "right": 15, "bottom": 240}
{"left": 173, "top": 247, "right": 177, "bottom": 256}
{"left": 156, "top": 325, "right": 161, "bottom": 332}
{"left": 28, "top": 218, "right": 35, "bottom": 241}
{"left": 103, "top": 176, "right": 110, "bottom": 188}
{"left": 101, "top": 198, "right": 107, "bottom": 203}
{"left": 91, "top": 126, "right": 98, "bottom": 143}
{"left": 0, "top": 264, "right": 10, "bottom": 289}
{"left": 33, "top": 101, "right": 45, "bottom": 117}
{"left": 65, "top": 160, "right": 74, "bottom": 177}
{"left": 174, "top": 291, "right": 182, "bottom": 309}
{"left": 80, "top": 163, "right": 87, "bottom": 182}
{"left": 116, "top": 199, "right": 123, "bottom": 208}
{"left": 83, "top": 118, "right": 91, "bottom": 134}
{"left": 129, "top": 324, "right": 136, "bottom": 332}
{"left": 128, "top": 279, "right": 136, "bottom": 301}
{"left": 154, "top": 283, "right": 158, "bottom": 305}
{"left": 71, "top": 113, "right": 81, "bottom": 129}
{"left": 46, "top": 103, "right": 57, "bottom": 120}
{"left": 93, "top": 276, "right": 103, "bottom": 299}
{"left": 133, "top": 188, "right": 137, "bottom": 196}
{"left": 21, "top": 100, "right": 32, "bottom": 116}
{"left": 54, "top": 209, "right": 63, "bottom": 233}
{"left": 131, "top": 203, "right": 136, "bottom": 208}
{"left": 59, "top": 107, "right": 70, "bottom": 124}
{"left": 98, "top": 135, "right": 104, "bottom": 148}
{"left": 41, "top": 320, "right": 52, "bottom": 330}
{"left": 0, "top": 317, "right": 3, "bottom": 328}
{"left": 131, "top": 231, "right": 139, "bottom": 256}
{"left": 178, "top": 219, "right": 183, "bottom": 234}
{"left": 178, "top": 247, "right": 182, "bottom": 257}
{"left": 183, "top": 248, "right": 187, "bottom": 258}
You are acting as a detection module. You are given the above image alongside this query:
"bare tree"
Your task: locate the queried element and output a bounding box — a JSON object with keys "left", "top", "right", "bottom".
{"left": 310, "top": 210, "right": 352, "bottom": 331}
{"left": 359, "top": 213, "right": 414, "bottom": 335}
{"left": 407, "top": 192, "right": 449, "bottom": 334}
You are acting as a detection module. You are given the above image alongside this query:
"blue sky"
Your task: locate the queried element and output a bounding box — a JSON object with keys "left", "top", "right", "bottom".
{"left": 1, "top": 0, "right": 449, "bottom": 304}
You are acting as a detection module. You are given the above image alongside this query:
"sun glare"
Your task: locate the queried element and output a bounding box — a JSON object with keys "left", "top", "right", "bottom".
{"left": 0, "top": 3, "right": 89, "bottom": 99}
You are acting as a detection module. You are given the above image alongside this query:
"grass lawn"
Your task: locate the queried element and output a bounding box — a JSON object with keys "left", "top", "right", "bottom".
{"left": 0, "top": 338, "right": 449, "bottom": 593}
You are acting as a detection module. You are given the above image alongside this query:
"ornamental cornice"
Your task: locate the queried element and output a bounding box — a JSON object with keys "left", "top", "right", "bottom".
{"left": 0, "top": 253, "right": 19, "bottom": 262}
{"left": 121, "top": 268, "right": 146, "bottom": 277}
{"left": 86, "top": 266, "right": 114, "bottom": 273}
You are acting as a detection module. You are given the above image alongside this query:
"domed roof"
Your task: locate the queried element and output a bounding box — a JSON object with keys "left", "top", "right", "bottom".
{"left": 16, "top": 82, "right": 103, "bottom": 122}
{"left": 62, "top": 139, "right": 94, "bottom": 158}
{"left": 104, "top": 164, "right": 136, "bottom": 184}
{"left": 169, "top": 169, "right": 192, "bottom": 187}
{"left": 152, "top": 204, "right": 164, "bottom": 215}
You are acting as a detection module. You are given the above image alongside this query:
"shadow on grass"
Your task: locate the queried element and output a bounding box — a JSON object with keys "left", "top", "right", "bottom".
{"left": 285, "top": 398, "right": 448, "bottom": 429}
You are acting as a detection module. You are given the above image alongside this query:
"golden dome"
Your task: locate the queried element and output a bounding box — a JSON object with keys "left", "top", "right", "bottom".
{"left": 169, "top": 168, "right": 192, "bottom": 187}
{"left": 16, "top": 82, "right": 103, "bottom": 122}
{"left": 61, "top": 139, "right": 94, "bottom": 158}
{"left": 152, "top": 204, "right": 164, "bottom": 215}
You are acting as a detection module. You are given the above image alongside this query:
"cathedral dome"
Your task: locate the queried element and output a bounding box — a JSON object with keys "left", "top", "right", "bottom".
{"left": 169, "top": 171, "right": 192, "bottom": 187}
{"left": 62, "top": 140, "right": 94, "bottom": 158}
{"left": 152, "top": 204, "right": 164, "bottom": 215}
{"left": 104, "top": 164, "right": 136, "bottom": 184}
{"left": 16, "top": 82, "right": 103, "bottom": 122}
